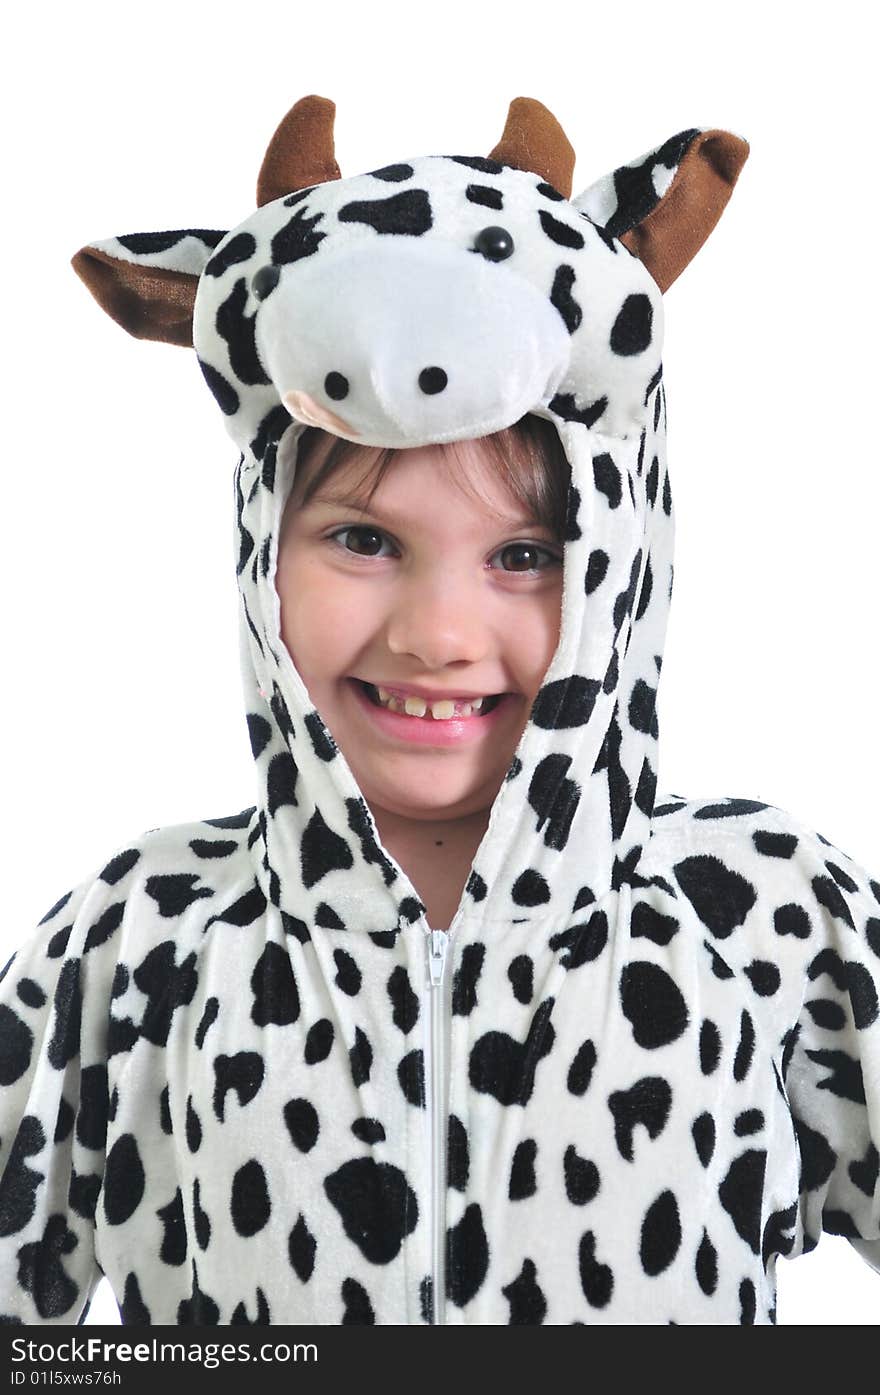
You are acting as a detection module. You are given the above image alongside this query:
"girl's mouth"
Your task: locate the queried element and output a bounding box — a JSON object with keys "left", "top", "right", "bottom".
{"left": 360, "top": 680, "right": 503, "bottom": 719}
{"left": 347, "top": 677, "right": 514, "bottom": 747}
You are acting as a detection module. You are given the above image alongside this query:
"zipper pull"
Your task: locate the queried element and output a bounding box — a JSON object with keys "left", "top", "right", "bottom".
{"left": 428, "top": 929, "right": 449, "bottom": 987}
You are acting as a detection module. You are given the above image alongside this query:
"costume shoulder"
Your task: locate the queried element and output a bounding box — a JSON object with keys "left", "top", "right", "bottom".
{"left": 647, "top": 792, "right": 880, "bottom": 1273}
{"left": 0, "top": 806, "right": 259, "bottom": 1322}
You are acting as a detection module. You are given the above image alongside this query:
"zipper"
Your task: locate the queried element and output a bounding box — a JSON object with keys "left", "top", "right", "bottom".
{"left": 425, "top": 925, "right": 450, "bottom": 1325}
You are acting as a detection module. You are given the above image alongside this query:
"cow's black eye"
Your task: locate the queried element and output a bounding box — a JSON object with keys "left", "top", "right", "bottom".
{"left": 252, "top": 265, "right": 281, "bottom": 300}
{"left": 473, "top": 226, "right": 514, "bottom": 261}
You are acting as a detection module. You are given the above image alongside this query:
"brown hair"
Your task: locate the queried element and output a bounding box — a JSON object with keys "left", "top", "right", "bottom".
{"left": 287, "top": 414, "right": 571, "bottom": 540}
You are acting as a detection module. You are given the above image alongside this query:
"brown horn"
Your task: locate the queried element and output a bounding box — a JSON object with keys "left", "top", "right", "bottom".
{"left": 256, "top": 94, "right": 342, "bottom": 208}
{"left": 488, "top": 97, "right": 576, "bottom": 198}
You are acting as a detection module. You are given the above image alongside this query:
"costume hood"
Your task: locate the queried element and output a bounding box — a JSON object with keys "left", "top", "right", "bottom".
{"left": 72, "top": 95, "right": 749, "bottom": 938}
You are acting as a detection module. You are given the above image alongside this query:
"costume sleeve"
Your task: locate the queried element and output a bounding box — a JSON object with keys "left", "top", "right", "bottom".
{"left": 783, "top": 835, "right": 880, "bottom": 1279}
{"left": 0, "top": 858, "right": 125, "bottom": 1323}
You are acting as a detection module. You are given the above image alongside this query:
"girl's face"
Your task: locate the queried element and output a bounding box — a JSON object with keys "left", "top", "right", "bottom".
{"left": 276, "top": 436, "right": 564, "bottom": 824}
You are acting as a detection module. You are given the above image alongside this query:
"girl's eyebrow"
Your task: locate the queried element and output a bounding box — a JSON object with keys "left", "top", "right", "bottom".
{"left": 308, "top": 489, "right": 541, "bottom": 531}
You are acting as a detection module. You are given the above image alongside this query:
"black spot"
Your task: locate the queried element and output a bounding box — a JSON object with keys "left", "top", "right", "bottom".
{"left": 350, "top": 1026, "right": 373, "bottom": 1087}
{"left": 304, "top": 1019, "right": 334, "bottom": 1064}
{"left": 213, "top": 1052, "right": 264, "bottom": 1123}
{"left": 700, "top": 1019, "right": 721, "bottom": 1074}
{"left": 367, "top": 163, "right": 414, "bottom": 182}
{"left": 511, "top": 869, "right": 551, "bottom": 907}
{"left": 17, "top": 1214, "right": 79, "bottom": 1319}
{"left": 620, "top": 962, "right": 689, "bottom": 1048}
{"left": 693, "top": 1112, "right": 716, "bottom": 1167}
{"left": 466, "top": 183, "right": 503, "bottom": 210}
{"left": 195, "top": 997, "right": 219, "bottom": 1049}
{"left": 341, "top": 1276, "right": 375, "bottom": 1324}
{"left": 447, "top": 1203, "right": 489, "bottom": 1308}
{"left": 753, "top": 829, "right": 798, "bottom": 858}
{"left": 608, "top": 1077, "right": 672, "bottom": 1161}
{"left": 324, "top": 1157, "right": 418, "bottom": 1263}
{"left": 267, "top": 752, "right": 299, "bottom": 815}
{"left": 452, "top": 943, "right": 485, "bottom": 1016}
{"left": 16, "top": 979, "right": 45, "bottom": 1010}
{"left": 215, "top": 279, "right": 270, "bottom": 387}
{"left": 448, "top": 1114, "right": 470, "bottom": 1191}
{"left": 352, "top": 1117, "right": 385, "bottom": 1145}
{"left": 231, "top": 1160, "right": 270, "bottom": 1237}
{"left": 744, "top": 960, "right": 782, "bottom": 996}
{"left": 719, "top": 1150, "right": 766, "bottom": 1254}
{"left": 469, "top": 999, "right": 556, "bottom": 1105}
{"left": 567, "top": 1039, "right": 597, "bottom": 1096}
{"left": 48, "top": 960, "right": 81, "bottom": 1070}
{"left": 103, "top": 1135, "right": 145, "bottom": 1225}
{"left": 205, "top": 232, "right": 257, "bottom": 278}
{"left": 0, "top": 1004, "right": 34, "bottom": 1085}
{"left": 564, "top": 1144, "right": 600, "bottom": 1205}
{"left": 531, "top": 676, "right": 601, "bottom": 730}
{"left": 271, "top": 205, "right": 326, "bottom": 265}
{"left": 578, "top": 1231, "right": 613, "bottom": 1308}
{"left": 0, "top": 1117, "right": 45, "bottom": 1237}
{"left": 508, "top": 955, "right": 534, "bottom": 1005}
{"left": 502, "top": 1258, "right": 547, "bottom": 1324}
{"left": 334, "top": 948, "right": 362, "bottom": 996}
{"left": 549, "top": 910, "right": 608, "bottom": 970}
{"left": 547, "top": 391, "right": 608, "bottom": 428}
{"left": 186, "top": 1097, "right": 202, "bottom": 1153}
{"left": 585, "top": 550, "right": 609, "bottom": 595}
{"left": 696, "top": 1230, "right": 718, "bottom": 1295}
{"left": 610, "top": 294, "right": 653, "bottom": 355}
{"left": 301, "top": 808, "right": 355, "bottom": 887}
{"left": 640, "top": 1190, "right": 681, "bottom": 1274}
{"left": 288, "top": 1213, "right": 317, "bottom": 1281}
{"left": 673, "top": 855, "right": 757, "bottom": 938}
{"left": 527, "top": 754, "right": 581, "bottom": 851}
{"left": 538, "top": 209, "right": 585, "bottom": 249}
{"left": 593, "top": 453, "right": 622, "bottom": 508}
{"left": 338, "top": 189, "right": 432, "bottom": 236}
{"left": 193, "top": 1179, "right": 211, "bottom": 1251}
{"left": 774, "top": 903, "right": 812, "bottom": 939}
{"left": 284, "top": 1097, "right": 319, "bottom": 1153}
{"left": 387, "top": 965, "right": 420, "bottom": 1033}
{"left": 118, "top": 229, "right": 225, "bottom": 256}
{"left": 549, "top": 264, "right": 582, "bottom": 334}
{"left": 509, "top": 1139, "right": 537, "bottom": 1199}
{"left": 120, "top": 1271, "right": 151, "bottom": 1324}
{"left": 132, "top": 943, "right": 198, "bottom": 1047}
{"left": 631, "top": 902, "right": 679, "bottom": 946}
{"left": 397, "top": 1048, "right": 425, "bottom": 1108}
{"left": 158, "top": 1188, "right": 187, "bottom": 1266}
{"left": 251, "top": 942, "right": 300, "bottom": 1027}
{"left": 76, "top": 1065, "right": 108, "bottom": 1151}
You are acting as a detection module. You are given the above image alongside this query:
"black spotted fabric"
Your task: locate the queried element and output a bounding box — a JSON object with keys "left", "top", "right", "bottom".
{"left": 2, "top": 132, "right": 878, "bottom": 1326}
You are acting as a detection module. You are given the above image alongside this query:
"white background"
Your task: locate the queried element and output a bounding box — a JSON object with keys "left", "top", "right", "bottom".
{"left": 2, "top": 0, "right": 877, "bottom": 1325}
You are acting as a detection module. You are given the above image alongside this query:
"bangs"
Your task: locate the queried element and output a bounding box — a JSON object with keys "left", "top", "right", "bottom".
{"left": 287, "top": 416, "right": 571, "bottom": 540}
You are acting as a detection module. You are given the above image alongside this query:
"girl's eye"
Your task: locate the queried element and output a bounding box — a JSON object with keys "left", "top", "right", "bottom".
{"left": 493, "top": 542, "right": 561, "bottom": 574}
{"left": 329, "top": 525, "right": 396, "bottom": 558}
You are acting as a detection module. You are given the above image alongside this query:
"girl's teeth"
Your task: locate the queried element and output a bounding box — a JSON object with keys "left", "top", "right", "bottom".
{"left": 368, "top": 684, "right": 487, "bottom": 719}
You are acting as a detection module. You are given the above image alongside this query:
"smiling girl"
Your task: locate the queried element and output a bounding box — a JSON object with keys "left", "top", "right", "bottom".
{"left": 275, "top": 418, "right": 568, "bottom": 929}
{"left": 2, "top": 95, "right": 879, "bottom": 1327}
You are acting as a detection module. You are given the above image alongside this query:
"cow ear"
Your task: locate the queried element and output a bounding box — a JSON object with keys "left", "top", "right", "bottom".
{"left": 572, "top": 128, "right": 749, "bottom": 293}
{"left": 71, "top": 228, "right": 228, "bottom": 346}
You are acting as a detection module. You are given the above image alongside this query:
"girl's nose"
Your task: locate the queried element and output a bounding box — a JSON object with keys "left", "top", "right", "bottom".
{"left": 385, "top": 573, "right": 491, "bottom": 669}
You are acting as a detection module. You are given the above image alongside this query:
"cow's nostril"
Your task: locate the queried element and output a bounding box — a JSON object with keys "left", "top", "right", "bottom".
{"left": 325, "top": 372, "right": 349, "bottom": 401}
{"left": 418, "top": 367, "right": 448, "bottom": 395}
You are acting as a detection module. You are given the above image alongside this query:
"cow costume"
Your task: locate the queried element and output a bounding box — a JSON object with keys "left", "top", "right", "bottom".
{"left": 1, "top": 95, "right": 878, "bottom": 1325}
